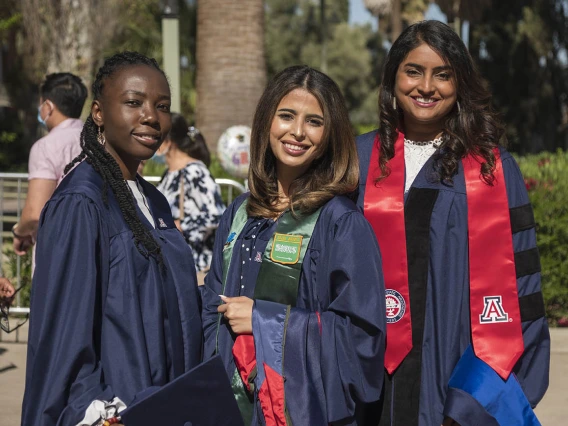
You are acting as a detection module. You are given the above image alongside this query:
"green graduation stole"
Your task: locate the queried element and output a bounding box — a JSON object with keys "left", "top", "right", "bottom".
{"left": 217, "top": 198, "right": 322, "bottom": 423}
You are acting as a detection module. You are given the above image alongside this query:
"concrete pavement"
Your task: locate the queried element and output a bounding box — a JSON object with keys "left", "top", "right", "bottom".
{"left": 1, "top": 325, "right": 566, "bottom": 425}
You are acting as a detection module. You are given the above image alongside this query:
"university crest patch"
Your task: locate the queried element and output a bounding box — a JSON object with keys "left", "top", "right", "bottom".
{"left": 479, "top": 295, "right": 509, "bottom": 323}
{"left": 385, "top": 289, "right": 406, "bottom": 324}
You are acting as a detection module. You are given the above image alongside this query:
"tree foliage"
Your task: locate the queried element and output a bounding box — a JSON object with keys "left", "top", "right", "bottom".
{"left": 265, "top": 0, "right": 378, "bottom": 125}
{"left": 437, "top": 0, "right": 568, "bottom": 153}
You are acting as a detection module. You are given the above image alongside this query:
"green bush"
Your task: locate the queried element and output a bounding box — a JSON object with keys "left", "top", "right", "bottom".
{"left": 516, "top": 150, "right": 568, "bottom": 324}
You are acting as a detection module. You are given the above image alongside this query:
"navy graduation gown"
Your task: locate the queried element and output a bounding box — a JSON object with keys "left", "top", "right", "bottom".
{"left": 201, "top": 194, "right": 386, "bottom": 425}
{"left": 356, "top": 131, "right": 550, "bottom": 426}
{"left": 22, "top": 161, "right": 203, "bottom": 426}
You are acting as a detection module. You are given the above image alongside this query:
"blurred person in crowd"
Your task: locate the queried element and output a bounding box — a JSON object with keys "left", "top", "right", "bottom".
{"left": 155, "top": 113, "right": 225, "bottom": 274}
{"left": 201, "top": 65, "right": 386, "bottom": 425}
{"left": 21, "top": 52, "right": 202, "bottom": 426}
{"left": 12, "top": 73, "right": 87, "bottom": 256}
{"left": 357, "top": 20, "right": 549, "bottom": 426}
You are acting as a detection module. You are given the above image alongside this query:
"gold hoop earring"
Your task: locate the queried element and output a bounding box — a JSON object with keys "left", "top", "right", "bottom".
{"left": 392, "top": 97, "right": 397, "bottom": 110}
{"left": 97, "top": 126, "right": 106, "bottom": 146}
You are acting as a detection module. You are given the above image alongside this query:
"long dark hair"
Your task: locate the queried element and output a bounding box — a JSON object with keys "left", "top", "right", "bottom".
{"left": 378, "top": 20, "right": 506, "bottom": 184}
{"left": 65, "top": 51, "right": 166, "bottom": 261}
{"left": 247, "top": 65, "right": 358, "bottom": 218}
{"left": 167, "top": 113, "right": 211, "bottom": 166}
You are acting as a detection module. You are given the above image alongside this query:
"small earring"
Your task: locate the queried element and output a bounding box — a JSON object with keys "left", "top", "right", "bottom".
{"left": 97, "top": 126, "right": 106, "bottom": 146}
{"left": 392, "top": 97, "right": 397, "bottom": 110}
{"left": 457, "top": 102, "right": 461, "bottom": 114}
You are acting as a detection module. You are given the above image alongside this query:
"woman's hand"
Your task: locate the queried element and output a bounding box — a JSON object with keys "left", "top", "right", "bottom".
{"left": 217, "top": 295, "right": 253, "bottom": 334}
{"left": 442, "top": 417, "right": 460, "bottom": 426}
{"left": 0, "top": 277, "right": 15, "bottom": 303}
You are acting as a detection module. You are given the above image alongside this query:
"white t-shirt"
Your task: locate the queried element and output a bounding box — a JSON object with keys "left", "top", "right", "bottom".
{"left": 126, "top": 180, "right": 155, "bottom": 228}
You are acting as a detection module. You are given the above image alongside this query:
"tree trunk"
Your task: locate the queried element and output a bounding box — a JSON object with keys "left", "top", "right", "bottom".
{"left": 20, "top": 0, "right": 117, "bottom": 90}
{"left": 391, "top": 0, "right": 402, "bottom": 43}
{"left": 196, "top": 0, "right": 266, "bottom": 150}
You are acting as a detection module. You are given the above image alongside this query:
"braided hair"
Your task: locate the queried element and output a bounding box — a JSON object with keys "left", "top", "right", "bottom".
{"left": 65, "top": 51, "right": 167, "bottom": 262}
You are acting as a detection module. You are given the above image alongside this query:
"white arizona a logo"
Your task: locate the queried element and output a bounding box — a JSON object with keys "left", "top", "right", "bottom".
{"left": 479, "top": 296, "right": 509, "bottom": 323}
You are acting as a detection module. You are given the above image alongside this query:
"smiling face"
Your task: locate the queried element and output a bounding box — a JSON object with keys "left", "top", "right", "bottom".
{"left": 269, "top": 88, "right": 325, "bottom": 182}
{"left": 92, "top": 64, "right": 171, "bottom": 178}
{"left": 394, "top": 43, "right": 457, "bottom": 139}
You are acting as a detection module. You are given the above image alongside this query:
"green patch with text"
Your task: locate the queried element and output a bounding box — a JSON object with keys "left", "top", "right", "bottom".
{"left": 270, "top": 233, "right": 303, "bottom": 264}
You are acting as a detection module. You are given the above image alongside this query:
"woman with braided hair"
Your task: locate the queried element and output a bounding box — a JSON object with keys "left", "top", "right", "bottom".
{"left": 22, "top": 52, "right": 203, "bottom": 426}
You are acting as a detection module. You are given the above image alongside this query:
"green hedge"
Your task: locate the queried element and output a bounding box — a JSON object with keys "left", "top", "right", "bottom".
{"left": 516, "top": 150, "right": 568, "bottom": 324}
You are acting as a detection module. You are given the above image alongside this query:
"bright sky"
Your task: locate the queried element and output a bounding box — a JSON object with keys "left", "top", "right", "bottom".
{"left": 349, "top": 0, "right": 375, "bottom": 26}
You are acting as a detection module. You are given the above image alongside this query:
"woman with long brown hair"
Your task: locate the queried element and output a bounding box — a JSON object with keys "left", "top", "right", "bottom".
{"left": 201, "top": 65, "right": 386, "bottom": 425}
{"left": 357, "top": 20, "right": 549, "bottom": 426}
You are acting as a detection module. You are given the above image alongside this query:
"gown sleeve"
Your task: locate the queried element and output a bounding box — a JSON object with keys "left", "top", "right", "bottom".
{"left": 200, "top": 197, "right": 239, "bottom": 358}
{"left": 21, "top": 193, "right": 113, "bottom": 426}
{"left": 244, "top": 211, "right": 386, "bottom": 425}
{"left": 443, "top": 153, "right": 550, "bottom": 425}
{"left": 503, "top": 154, "right": 550, "bottom": 406}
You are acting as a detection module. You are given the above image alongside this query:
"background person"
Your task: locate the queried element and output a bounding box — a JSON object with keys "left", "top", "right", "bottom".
{"left": 21, "top": 52, "right": 202, "bottom": 426}
{"left": 12, "top": 72, "right": 87, "bottom": 256}
{"left": 201, "top": 65, "right": 386, "bottom": 425}
{"left": 357, "top": 20, "right": 549, "bottom": 426}
{"left": 156, "top": 113, "right": 225, "bottom": 273}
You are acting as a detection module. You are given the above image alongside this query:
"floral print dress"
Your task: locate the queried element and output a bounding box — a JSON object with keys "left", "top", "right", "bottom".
{"left": 157, "top": 161, "right": 226, "bottom": 271}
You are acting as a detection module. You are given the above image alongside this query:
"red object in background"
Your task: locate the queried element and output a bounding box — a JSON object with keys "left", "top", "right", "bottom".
{"left": 524, "top": 178, "right": 538, "bottom": 191}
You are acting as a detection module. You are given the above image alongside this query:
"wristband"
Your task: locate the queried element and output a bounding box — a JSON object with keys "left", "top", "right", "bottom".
{"left": 11, "top": 224, "right": 26, "bottom": 239}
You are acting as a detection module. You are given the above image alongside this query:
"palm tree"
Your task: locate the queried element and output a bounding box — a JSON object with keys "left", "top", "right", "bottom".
{"left": 364, "top": 0, "right": 402, "bottom": 44}
{"left": 196, "top": 0, "right": 267, "bottom": 150}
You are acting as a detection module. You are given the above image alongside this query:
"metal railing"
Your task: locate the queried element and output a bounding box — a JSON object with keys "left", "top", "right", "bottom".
{"left": 0, "top": 172, "right": 245, "bottom": 316}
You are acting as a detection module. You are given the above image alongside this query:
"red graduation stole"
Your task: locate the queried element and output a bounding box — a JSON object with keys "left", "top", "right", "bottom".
{"left": 364, "top": 133, "right": 524, "bottom": 379}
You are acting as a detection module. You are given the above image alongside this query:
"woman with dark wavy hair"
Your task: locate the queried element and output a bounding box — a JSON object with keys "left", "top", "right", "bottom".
{"left": 201, "top": 65, "right": 386, "bottom": 425}
{"left": 357, "top": 20, "right": 549, "bottom": 426}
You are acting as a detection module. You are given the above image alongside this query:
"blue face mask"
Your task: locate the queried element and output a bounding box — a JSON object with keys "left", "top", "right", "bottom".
{"left": 152, "top": 151, "right": 166, "bottom": 164}
{"left": 152, "top": 144, "right": 170, "bottom": 164}
{"left": 37, "top": 101, "right": 51, "bottom": 128}
{"left": 37, "top": 106, "right": 47, "bottom": 128}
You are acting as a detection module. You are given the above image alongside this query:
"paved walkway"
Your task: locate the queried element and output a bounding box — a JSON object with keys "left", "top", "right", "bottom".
{"left": 1, "top": 326, "right": 566, "bottom": 425}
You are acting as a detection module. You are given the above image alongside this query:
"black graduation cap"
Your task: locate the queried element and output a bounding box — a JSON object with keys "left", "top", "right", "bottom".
{"left": 121, "top": 355, "right": 245, "bottom": 426}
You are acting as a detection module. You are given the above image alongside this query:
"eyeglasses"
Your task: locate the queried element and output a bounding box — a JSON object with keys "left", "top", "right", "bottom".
{"left": 0, "top": 285, "right": 29, "bottom": 334}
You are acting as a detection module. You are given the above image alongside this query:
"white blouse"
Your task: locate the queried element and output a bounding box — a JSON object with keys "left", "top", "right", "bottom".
{"left": 404, "top": 140, "right": 439, "bottom": 192}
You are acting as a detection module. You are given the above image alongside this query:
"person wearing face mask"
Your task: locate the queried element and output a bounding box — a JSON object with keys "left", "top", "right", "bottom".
{"left": 156, "top": 113, "right": 225, "bottom": 276}
{"left": 12, "top": 73, "right": 87, "bottom": 257}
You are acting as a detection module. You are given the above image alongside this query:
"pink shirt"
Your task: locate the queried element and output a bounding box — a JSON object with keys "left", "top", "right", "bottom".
{"left": 28, "top": 118, "right": 83, "bottom": 184}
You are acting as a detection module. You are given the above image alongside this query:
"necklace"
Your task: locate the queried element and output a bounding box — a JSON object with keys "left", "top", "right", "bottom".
{"left": 404, "top": 136, "right": 443, "bottom": 147}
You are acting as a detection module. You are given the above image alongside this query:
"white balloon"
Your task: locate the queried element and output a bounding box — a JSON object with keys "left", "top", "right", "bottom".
{"left": 217, "top": 125, "right": 251, "bottom": 179}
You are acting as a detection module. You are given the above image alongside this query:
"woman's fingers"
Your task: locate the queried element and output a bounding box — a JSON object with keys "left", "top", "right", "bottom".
{"left": 216, "top": 296, "right": 253, "bottom": 334}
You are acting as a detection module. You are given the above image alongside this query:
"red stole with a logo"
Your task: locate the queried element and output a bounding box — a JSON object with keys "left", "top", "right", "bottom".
{"left": 364, "top": 133, "right": 523, "bottom": 379}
